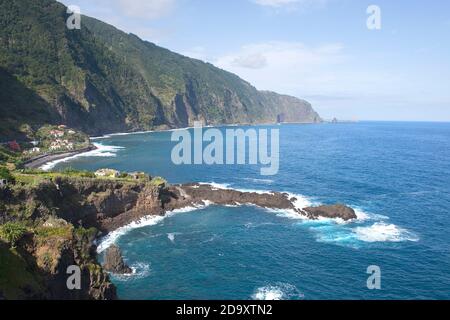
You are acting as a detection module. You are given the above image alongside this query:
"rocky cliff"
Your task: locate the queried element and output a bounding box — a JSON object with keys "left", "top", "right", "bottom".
{"left": 0, "top": 176, "right": 162, "bottom": 300}
{"left": 0, "top": 174, "right": 356, "bottom": 299}
{"left": 0, "top": 0, "right": 321, "bottom": 140}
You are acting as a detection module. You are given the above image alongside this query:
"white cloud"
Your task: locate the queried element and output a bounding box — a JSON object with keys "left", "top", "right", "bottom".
{"left": 212, "top": 41, "right": 428, "bottom": 120}
{"left": 215, "top": 41, "right": 346, "bottom": 94}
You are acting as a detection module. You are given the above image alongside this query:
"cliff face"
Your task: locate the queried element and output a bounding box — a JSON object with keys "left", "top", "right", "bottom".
{"left": 0, "top": 177, "right": 166, "bottom": 231}
{"left": 0, "top": 223, "right": 117, "bottom": 300}
{"left": 0, "top": 0, "right": 321, "bottom": 140}
{"left": 0, "top": 177, "right": 166, "bottom": 300}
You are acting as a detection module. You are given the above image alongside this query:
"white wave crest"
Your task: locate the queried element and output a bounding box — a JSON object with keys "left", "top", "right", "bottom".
{"left": 353, "top": 222, "right": 419, "bottom": 243}
{"left": 353, "top": 208, "right": 389, "bottom": 222}
{"left": 112, "top": 262, "right": 151, "bottom": 281}
{"left": 40, "top": 143, "right": 124, "bottom": 171}
{"left": 167, "top": 232, "right": 181, "bottom": 243}
{"left": 285, "top": 192, "right": 315, "bottom": 210}
{"left": 252, "top": 283, "right": 304, "bottom": 300}
{"left": 198, "top": 182, "right": 274, "bottom": 195}
{"left": 97, "top": 215, "right": 165, "bottom": 253}
{"left": 266, "top": 192, "right": 314, "bottom": 220}
{"left": 97, "top": 202, "right": 214, "bottom": 253}
{"left": 241, "top": 178, "right": 274, "bottom": 184}
{"left": 198, "top": 182, "right": 232, "bottom": 190}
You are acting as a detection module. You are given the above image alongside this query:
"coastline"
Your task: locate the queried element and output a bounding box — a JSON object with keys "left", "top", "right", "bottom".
{"left": 90, "top": 121, "right": 324, "bottom": 140}
{"left": 30, "top": 121, "right": 324, "bottom": 172}
{"left": 23, "top": 145, "right": 98, "bottom": 169}
{"left": 95, "top": 183, "right": 359, "bottom": 253}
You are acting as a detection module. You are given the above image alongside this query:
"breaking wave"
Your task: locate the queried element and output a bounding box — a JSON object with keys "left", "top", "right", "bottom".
{"left": 41, "top": 143, "right": 124, "bottom": 171}
{"left": 111, "top": 262, "right": 151, "bottom": 281}
{"left": 252, "top": 283, "right": 304, "bottom": 300}
{"left": 97, "top": 202, "right": 213, "bottom": 253}
{"left": 353, "top": 222, "right": 419, "bottom": 243}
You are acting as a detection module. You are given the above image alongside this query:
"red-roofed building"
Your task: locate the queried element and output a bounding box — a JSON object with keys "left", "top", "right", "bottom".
{"left": 7, "top": 140, "right": 21, "bottom": 152}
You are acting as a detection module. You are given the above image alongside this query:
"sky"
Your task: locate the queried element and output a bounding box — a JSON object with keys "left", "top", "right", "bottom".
{"left": 59, "top": 0, "right": 450, "bottom": 121}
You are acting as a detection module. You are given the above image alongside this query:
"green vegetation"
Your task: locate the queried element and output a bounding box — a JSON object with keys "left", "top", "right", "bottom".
{"left": 0, "top": 145, "right": 20, "bottom": 165}
{"left": 0, "top": 222, "right": 28, "bottom": 247}
{"left": 14, "top": 168, "right": 96, "bottom": 182}
{"left": 74, "top": 226, "right": 98, "bottom": 239}
{"left": 62, "top": 167, "right": 96, "bottom": 178}
{"left": 150, "top": 176, "right": 168, "bottom": 187}
{"left": 0, "top": 244, "right": 44, "bottom": 299}
{"left": 0, "top": 166, "right": 14, "bottom": 181}
{"left": 35, "top": 225, "right": 73, "bottom": 241}
{"left": 0, "top": 168, "right": 132, "bottom": 299}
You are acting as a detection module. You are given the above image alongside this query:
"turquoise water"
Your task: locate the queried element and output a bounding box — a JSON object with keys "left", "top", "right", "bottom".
{"left": 52, "top": 122, "right": 450, "bottom": 299}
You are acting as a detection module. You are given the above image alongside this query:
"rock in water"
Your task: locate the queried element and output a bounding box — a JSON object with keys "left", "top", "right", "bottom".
{"left": 303, "top": 204, "right": 357, "bottom": 221}
{"left": 103, "top": 245, "right": 132, "bottom": 274}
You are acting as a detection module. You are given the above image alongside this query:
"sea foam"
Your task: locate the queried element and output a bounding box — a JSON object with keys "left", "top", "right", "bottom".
{"left": 110, "top": 262, "right": 151, "bottom": 281}
{"left": 354, "top": 222, "right": 419, "bottom": 243}
{"left": 96, "top": 202, "right": 214, "bottom": 253}
{"left": 40, "top": 143, "right": 124, "bottom": 171}
{"left": 252, "top": 283, "right": 304, "bottom": 300}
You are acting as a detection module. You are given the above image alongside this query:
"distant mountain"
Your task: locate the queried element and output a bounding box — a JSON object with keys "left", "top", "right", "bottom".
{"left": 0, "top": 0, "right": 321, "bottom": 140}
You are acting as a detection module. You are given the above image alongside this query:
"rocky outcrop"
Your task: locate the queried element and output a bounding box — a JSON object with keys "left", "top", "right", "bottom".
{"left": 165, "top": 184, "right": 294, "bottom": 211}
{"left": 103, "top": 245, "right": 132, "bottom": 274}
{"left": 1, "top": 179, "right": 357, "bottom": 234}
{"left": 165, "top": 184, "right": 357, "bottom": 221}
{"left": 303, "top": 204, "right": 357, "bottom": 221}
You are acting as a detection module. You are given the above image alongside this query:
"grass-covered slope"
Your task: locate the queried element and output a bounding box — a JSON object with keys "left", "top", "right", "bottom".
{"left": 0, "top": 0, "right": 321, "bottom": 140}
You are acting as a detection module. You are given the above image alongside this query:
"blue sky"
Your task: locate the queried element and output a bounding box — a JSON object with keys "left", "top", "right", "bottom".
{"left": 59, "top": 0, "right": 450, "bottom": 121}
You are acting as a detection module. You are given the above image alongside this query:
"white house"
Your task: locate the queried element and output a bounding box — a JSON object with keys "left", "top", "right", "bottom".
{"left": 95, "top": 168, "right": 120, "bottom": 178}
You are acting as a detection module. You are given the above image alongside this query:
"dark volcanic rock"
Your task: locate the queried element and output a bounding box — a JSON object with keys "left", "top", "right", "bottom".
{"left": 166, "top": 184, "right": 357, "bottom": 221}
{"left": 103, "top": 245, "right": 132, "bottom": 274}
{"left": 165, "top": 184, "right": 296, "bottom": 212}
{"left": 303, "top": 204, "right": 357, "bottom": 221}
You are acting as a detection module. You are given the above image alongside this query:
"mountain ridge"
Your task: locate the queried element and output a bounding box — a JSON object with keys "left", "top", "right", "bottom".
{"left": 0, "top": 0, "right": 321, "bottom": 140}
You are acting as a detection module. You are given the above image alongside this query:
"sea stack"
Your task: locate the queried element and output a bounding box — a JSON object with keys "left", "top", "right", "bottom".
{"left": 303, "top": 204, "right": 357, "bottom": 221}
{"left": 103, "top": 245, "right": 132, "bottom": 274}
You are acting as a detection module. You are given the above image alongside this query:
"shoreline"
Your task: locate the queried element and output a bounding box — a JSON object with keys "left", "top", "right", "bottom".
{"left": 33, "top": 121, "right": 322, "bottom": 170}
{"left": 95, "top": 183, "right": 359, "bottom": 252}
{"left": 23, "top": 145, "right": 98, "bottom": 169}
{"left": 90, "top": 121, "right": 324, "bottom": 140}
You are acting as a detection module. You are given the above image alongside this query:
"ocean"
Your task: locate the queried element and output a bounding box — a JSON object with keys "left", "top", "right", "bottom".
{"left": 49, "top": 121, "right": 450, "bottom": 300}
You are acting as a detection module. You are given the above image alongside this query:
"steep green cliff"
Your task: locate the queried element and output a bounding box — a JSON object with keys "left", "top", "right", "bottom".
{"left": 0, "top": 0, "right": 321, "bottom": 140}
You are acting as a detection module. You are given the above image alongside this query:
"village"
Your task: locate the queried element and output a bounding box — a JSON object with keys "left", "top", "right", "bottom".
{"left": 0, "top": 125, "right": 90, "bottom": 162}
